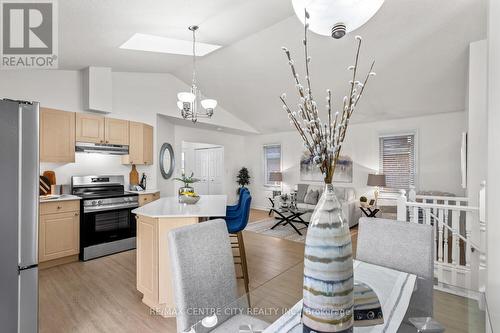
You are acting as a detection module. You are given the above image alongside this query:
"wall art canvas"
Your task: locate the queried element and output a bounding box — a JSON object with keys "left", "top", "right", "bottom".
{"left": 300, "top": 151, "right": 353, "bottom": 183}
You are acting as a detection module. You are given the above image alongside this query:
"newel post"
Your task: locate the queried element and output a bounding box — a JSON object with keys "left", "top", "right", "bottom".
{"left": 397, "top": 189, "right": 407, "bottom": 222}
{"left": 408, "top": 185, "right": 416, "bottom": 202}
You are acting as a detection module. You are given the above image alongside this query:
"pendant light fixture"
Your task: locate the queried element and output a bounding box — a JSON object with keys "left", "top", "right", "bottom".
{"left": 177, "top": 25, "right": 217, "bottom": 123}
{"left": 292, "top": 0, "right": 385, "bottom": 39}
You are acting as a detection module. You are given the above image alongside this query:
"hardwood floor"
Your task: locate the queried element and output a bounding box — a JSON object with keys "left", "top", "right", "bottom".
{"left": 38, "top": 209, "right": 485, "bottom": 332}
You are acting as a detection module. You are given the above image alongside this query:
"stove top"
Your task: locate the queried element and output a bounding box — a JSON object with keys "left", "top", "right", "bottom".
{"left": 71, "top": 175, "right": 137, "bottom": 200}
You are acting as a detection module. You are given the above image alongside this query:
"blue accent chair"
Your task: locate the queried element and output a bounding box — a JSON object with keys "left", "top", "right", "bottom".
{"left": 226, "top": 189, "right": 250, "bottom": 220}
{"left": 226, "top": 187, "right": 249, "bottom": 213}
{"left": 225, "top": 191, "right": 252, "bottom": 293}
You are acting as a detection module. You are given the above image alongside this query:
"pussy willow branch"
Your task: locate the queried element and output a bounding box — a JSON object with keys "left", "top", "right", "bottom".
{"left": 280, "top": 11, "right": 375, "bottom": 183}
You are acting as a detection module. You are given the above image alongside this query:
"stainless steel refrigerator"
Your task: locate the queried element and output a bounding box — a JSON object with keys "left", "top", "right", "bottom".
{"left": 0, "top": 99, "right": 39, "bottom": 333}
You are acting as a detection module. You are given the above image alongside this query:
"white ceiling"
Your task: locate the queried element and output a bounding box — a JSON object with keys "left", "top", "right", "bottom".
{"left": 58, "top": 0, "right": 487, "bottom": 133}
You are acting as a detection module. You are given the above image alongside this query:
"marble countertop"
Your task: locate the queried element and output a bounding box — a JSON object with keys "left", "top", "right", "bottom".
{"left": 40, "top": 194, "right": 81, "bottom": 202}
{"left": 126, "top": 189, "right": 160, "bottom": 195}
{"left": 132, "top": 195, "right": 227, "bottom": 218}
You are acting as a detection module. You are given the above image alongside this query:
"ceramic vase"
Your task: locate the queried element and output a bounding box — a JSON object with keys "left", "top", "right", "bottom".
{"left": 302, "top": 183, "right": 354, "bottom": 333}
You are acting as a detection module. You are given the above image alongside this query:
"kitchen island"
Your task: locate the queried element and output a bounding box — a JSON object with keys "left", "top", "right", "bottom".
{"left": 132, "top": 195, "right": 227, "bottom": 316}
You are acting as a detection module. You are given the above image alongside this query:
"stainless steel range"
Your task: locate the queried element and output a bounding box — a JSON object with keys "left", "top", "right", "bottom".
{"left": 72, "top": 175, "right": 138, "bottom": 261}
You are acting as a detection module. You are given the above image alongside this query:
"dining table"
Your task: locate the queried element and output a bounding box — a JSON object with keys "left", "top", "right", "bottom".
{"left": 187, "top": 260, "right": 416, "bottom": 333}
{"left": 187, "top": 260, "right": 491, "bottom": 333}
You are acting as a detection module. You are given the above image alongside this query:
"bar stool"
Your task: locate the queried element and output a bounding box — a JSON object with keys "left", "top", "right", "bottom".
{"left": 225, "top": 191, "right": 252, "bottom": 293}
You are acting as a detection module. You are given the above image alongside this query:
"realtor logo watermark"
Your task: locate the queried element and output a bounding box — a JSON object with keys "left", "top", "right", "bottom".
{"left": 0, "top": 0, "right": 58, "bottom": 69}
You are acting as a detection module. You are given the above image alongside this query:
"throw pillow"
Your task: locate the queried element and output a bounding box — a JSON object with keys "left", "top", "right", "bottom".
{"left": 296, "top": 184, "right": 309, "bottom": 203}
{"left": 304, "top": 189, "right": 319, "bottom": 205}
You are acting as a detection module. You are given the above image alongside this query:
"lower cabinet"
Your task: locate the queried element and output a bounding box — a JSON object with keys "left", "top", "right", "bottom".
{"left": 138, "top": 191, "right": 160, "bottom": 207}
{"left": 39, "top": 200, "right": 80, "bottom": 265}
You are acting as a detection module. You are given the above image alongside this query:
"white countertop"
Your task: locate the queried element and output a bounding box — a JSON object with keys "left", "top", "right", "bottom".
{"left": 132, "top": 195, "right": 227, "bottom": 218}
{"left": 126, "top": 189, "right": 160, "bottom": 195}
{"left": 40, "top": 194, "right": 81, "bottom": 202}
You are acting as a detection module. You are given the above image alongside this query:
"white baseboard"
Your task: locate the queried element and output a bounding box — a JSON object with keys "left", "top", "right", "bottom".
{"left": 251, "top": 205, "right": 269, "bottom": 211}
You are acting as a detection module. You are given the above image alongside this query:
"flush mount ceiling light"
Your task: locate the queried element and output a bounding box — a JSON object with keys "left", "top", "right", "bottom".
{"left": 120, "top": 33, "right": 221, "bottom": 56}
{"left": 292, "top": 0, "right": 385, "bottom": 39}
{"left": 177, "top": 26, "right": 217, "bottom": 123}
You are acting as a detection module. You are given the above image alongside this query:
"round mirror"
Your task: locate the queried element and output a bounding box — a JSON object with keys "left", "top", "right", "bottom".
{"left": 159, "top": 143, "right": 175, "bottom": 179}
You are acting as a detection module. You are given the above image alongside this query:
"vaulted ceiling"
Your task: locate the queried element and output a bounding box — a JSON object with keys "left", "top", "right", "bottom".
{"left": 59, "top": 0, "right": 487, "bottom": 133}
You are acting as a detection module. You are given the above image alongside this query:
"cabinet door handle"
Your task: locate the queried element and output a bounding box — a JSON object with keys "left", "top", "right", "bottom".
{"left": 57, "top": 206, "right": 62, "bottom": 210}
{"left": 74, "top": 212, "right": 79, "bottom": 216}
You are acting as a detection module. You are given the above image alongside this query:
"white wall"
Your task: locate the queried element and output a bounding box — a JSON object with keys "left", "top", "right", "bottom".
{"left": 467, "top": 40, "right": 488, "bottom": 205}
{"left": 487, "top": 0, "right": 500, "bottom": 330}
{"left": 244, "top": 111, "right": 466, "bottom": 209}
{"left": 157, "top": 114, "right": 246, "bottom": 204}
{"left": 0, "top": 70, "right": 256, "bottom": 189}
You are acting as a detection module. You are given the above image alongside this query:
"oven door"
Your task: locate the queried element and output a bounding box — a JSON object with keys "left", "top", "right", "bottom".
{"left": 81, "top": 207, "right": 136, "bottom": 248}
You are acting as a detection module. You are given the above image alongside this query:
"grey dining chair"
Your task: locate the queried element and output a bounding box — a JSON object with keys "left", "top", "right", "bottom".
{"left": 356, "top": 217, "right": 443, "bottom": 332}
{"left": 168, "top": 219, "right": 268, "bottom": 333}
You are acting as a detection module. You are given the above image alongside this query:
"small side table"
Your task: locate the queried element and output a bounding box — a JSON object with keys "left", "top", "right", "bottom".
{"left": 360, "top": 206, "right": 380, "bottom": 218}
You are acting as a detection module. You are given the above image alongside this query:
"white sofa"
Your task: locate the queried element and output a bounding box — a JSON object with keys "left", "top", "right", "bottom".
{"left": 294, "top": 184, "right": 361, "bottom": 228}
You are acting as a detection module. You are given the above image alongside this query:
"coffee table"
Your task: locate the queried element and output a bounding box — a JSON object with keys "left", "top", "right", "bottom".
{"left": 270, "top": 207, "right": 309, "bottom": 235}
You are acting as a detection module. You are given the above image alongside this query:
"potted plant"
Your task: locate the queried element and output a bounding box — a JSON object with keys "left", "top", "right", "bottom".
{"left": 236, "top": 167, "right": 251, "bottom": 193}
{"left": 173, "top": 172, "right": 200, "bottom": 203}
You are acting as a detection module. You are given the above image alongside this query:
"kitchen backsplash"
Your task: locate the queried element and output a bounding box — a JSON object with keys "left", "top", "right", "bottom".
{"left": 40, "top": 153, "right": 154, "bottom": 189}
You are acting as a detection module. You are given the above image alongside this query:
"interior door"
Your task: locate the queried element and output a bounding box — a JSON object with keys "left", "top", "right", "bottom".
{"left": 194, "top": 149, "right": 209, "bottom": 195}
{"left": 209, "top": 147, "right": 224, "bottom": 195}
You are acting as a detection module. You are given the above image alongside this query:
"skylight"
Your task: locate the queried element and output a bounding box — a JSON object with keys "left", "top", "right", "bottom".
{"left": 119, "top": 33, "right": 221, "bottom": 56}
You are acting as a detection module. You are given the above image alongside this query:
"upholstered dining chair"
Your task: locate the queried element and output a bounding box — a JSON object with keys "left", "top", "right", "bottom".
{"left": 225, "top": 192, "right": 252, "bottom": 294}
{"left": 227, "top": 187, "right": 249, "bottom": 213}
{"left": 168, "top": 219, "right": 268, "bottom": 333}
{"left": 356, "top": 217, "right": 443, "bottom": 332}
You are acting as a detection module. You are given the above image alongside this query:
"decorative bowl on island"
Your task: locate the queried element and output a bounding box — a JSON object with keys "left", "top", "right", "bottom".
{"left": 178, "top": 190, "right": 200, "bottom": 204}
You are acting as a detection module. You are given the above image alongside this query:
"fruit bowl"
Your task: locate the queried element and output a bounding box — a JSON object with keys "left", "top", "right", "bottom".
{"left": 178, "top": 193, "right": 200, "bottom": 204}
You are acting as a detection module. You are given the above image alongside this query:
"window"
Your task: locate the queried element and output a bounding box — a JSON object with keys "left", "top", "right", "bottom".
{"left": 379, "top": 134, "right": 416, "bottom": 190}
{"left": 263, "top": 144, "right": 281, "bottom": 186}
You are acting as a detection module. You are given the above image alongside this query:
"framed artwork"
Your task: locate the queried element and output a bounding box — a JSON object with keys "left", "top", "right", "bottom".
{"left": 300, "top": 151, "right": 353, "bottom": 183}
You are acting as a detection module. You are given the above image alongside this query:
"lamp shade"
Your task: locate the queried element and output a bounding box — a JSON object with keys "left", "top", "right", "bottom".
{"left": 201, "top": 99, "right": 217, "bottom": 110}
{"left": 367, "top": 174, "right": 386, "bottom": 187}
{"left": 292, "top": 0, "right": 385, "bottom": 38}
{"left": 177, "top": 92, "right": 196, "bottom": 103}
{"left": 269, "top": 171, "right": 283, "bottom": 182}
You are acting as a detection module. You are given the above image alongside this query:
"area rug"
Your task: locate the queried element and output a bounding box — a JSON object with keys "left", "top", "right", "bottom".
{"left": 245, "top": 217, "right": 308, "bottom": 243}
{"left": 246, "top": 217, "right": 359, "bottom": 244}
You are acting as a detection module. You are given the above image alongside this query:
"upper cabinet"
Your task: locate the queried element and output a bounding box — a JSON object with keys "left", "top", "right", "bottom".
{"left": 76, "top": 114, "right": 129, "bottom": 145}
{"left": 76, "top": 113, "right": 105, "bottom": 143}
{"left": 123, "top": 121, "right": 153, "bottom": 165}
{"left": 40, "top": 108, "right": 75, "bottom": 163}
{"left": 105, "top": 118, "right": 129, "bottom": 145}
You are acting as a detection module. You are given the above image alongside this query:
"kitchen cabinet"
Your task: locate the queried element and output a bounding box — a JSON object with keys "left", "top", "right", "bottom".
{"left": 76, "top": 114, "right": 129, "bottom": 145}
{"left": 40, "top": 108, "right": 75, "bottom": 163}
{"left": 123, "top": 121, "right": 153, "bottom": 165}
{"left": 76, "top": 113, "right": 105, "bottom": 143}
{"left": 138, "top": 191, "right": 160, "bottom": 207}
{"left": 105, "top": 118, "right": 129, "bottom": 145}
{"left": 39, "top": 199, "right": 80, "bottom": 265}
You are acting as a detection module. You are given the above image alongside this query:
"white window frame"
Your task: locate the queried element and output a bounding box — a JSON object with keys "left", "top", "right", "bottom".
{"left": 263, "top": 143, "right": 282, "bottom": 188}
{"left": 378, "top": 131, "right": 418, "bottom": 192}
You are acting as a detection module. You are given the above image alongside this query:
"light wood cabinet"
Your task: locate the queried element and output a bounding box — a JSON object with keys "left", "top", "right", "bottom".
{"left": 76, "top": 113, "right": 105, "bottom": 143}
{"left": 40, "top": 108, "right": 75, "bottom": 163}
{"left": 105, "top": 118, "right": 129, "bottom": 145}
{"left": 123, "top": 121, "right": 153, "bottom": 165}
{"left": 138, "top": 191, "right": 160, "bottom": 207}
{"left": 39, "top": 200, "right": 80, "bottom": 263}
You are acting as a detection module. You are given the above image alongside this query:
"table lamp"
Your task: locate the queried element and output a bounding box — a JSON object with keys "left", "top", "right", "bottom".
{"left": 367, "top": 174, "right": 386, "bottom": 206}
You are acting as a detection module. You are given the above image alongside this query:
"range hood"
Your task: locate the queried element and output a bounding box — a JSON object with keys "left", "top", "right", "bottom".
{"left": 76, "top": 142, "right": 129, "bottom": 155}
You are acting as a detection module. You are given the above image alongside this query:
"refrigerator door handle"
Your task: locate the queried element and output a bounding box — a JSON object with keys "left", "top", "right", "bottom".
{"left": 18, "top": 102, "right": 39, "bottom": 267}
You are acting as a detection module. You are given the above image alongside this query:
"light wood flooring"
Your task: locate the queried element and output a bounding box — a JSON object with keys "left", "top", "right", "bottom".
{"left": 39, "top": 209, "right": 485, "bottom": 332}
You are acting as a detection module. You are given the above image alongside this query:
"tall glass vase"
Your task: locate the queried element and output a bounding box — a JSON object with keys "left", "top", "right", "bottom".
{"left": 302, "top": 184, "right": 354, "bottom": 333}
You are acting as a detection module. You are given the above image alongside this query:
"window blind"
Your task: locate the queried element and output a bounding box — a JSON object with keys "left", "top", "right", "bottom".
{"left": 263, "top": 144, "right": 281, "bottom": 186}
{"left": 379, "top": 134, "right": 415, "bottom": 190}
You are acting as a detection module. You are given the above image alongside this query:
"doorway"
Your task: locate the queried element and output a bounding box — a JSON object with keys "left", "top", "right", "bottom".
{"left": 181, "top": 142, "right": 224, "bottom": 195}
